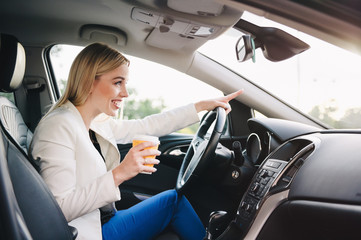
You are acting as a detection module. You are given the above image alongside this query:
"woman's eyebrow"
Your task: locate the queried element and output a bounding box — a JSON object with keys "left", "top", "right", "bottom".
{"left": 113, "top": 76, "right": 126, "bottom": 80}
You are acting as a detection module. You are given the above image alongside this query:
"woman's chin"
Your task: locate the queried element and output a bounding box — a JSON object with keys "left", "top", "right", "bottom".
{"left": 107, "top": 105, "right": 119, "bottom": 117}
{"left": 108, "top": 111, "right": 117, "bottom": 117}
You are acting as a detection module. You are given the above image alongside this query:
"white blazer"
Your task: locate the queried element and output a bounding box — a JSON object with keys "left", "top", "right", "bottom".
{"left": 29, "top": 101, "right": 199, "bottom": 240}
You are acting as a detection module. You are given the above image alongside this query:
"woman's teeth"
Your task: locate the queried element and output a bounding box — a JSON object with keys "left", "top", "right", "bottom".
{"left": 113, "top": 100, "right": 121, "bottom": 108}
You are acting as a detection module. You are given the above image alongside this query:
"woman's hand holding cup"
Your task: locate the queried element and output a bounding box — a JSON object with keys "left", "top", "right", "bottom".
{"left": 112, "top": 135, "right": 160, "bottom": 186}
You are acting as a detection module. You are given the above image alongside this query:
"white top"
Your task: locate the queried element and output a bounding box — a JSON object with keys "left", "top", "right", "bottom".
{"left": 29, "top": 101, "right": 199, "bottom": 240}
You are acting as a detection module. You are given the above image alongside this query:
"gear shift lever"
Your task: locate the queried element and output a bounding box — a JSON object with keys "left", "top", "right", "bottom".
{"left": 205, "top": 211, "right": 228, "bottom": 240}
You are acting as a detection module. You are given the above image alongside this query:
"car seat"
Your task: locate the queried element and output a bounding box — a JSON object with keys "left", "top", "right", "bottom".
{"left": 0, "top": 97, "right": 33, "bottom": 154}
{"left": 0, "top": 33, "right": 77, "bottom": 239}
{"left": 0, "top": 33, "right": 35, "bottom": 161}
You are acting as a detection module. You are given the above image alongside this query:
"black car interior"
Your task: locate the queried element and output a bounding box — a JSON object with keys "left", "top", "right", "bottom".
{"left": 1, "top": 1, "right": 361, "bottom": 238}
{"left": 2, "top": 32, "right": 361, "bottom": 240}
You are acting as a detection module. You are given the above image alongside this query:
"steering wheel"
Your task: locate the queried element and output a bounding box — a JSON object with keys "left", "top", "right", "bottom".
{"left": 176, "top": 107, "right": 226, "bottom": 193}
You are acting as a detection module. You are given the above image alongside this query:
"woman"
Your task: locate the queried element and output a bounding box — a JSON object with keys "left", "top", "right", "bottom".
{"left": 29, "top": 43, "right": 243, "bottom": 240}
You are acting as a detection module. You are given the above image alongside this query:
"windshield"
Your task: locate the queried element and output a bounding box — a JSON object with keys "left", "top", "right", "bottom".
{"left": 199, "top": 11, "right": 361, "bottom": 129}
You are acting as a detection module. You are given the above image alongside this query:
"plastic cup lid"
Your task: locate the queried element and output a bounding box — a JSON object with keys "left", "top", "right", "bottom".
{"left": 133, "top": 135, "right": 160, "bottom": 144}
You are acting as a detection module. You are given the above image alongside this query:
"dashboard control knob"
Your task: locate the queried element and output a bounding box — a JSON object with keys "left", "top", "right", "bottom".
{"left": 232, "top": 170, "right": 240, "bottom": 179}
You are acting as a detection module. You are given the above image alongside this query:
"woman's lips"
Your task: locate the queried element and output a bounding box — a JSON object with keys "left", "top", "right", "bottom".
{"left": 112, "top": 100, "right": 122, "bottom": 108}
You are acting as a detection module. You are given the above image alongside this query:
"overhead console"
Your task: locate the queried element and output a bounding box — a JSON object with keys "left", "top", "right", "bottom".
{"left": 130, "top": 2, "right": 242, "bottom": 51}
{"left": 131, "top": 7, "right": 222, "bottom": 50}
{"left": 131, "top": 8, "right": 218, "bottom": 38}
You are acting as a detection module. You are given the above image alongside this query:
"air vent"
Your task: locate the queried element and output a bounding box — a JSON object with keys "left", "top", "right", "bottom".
{"left": 272, "top": 141, "right": 316, "bottom": 190}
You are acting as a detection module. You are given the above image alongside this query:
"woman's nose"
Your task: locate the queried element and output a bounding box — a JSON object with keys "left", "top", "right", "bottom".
{"left": 120, "top": 85, "right": 129, "bottom": 98}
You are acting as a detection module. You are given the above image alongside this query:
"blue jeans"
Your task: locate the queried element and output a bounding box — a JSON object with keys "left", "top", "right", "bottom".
{"left": 102, "top": 189, "right": 206, "bottom": 240}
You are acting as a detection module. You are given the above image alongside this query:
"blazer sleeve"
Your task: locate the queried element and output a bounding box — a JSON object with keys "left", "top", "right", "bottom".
{"left": 111, "top": 103, "right": 200, "bottom": 144}
{"left": 30, "top": 113, "right": 120, "bottom": 222}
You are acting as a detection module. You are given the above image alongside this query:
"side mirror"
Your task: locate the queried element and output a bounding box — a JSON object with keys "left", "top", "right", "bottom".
{"left": 235, "top": 35, "right": 255, "bottom": 62}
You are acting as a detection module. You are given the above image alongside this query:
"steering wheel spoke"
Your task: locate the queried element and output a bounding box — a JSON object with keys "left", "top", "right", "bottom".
{"left": 181, "top": 155, "right": 199, "bottom": 186}
{"left": 190, "top": 139, "right": 199, "bottom": 152}
{"left": 176, "top": 107, "right": 226, "bottom": 193}
{"left": 191, "top": 136, "right": 206, "bottom": 152}
{"left": 181, "top": 138, "right": 209, "bottom": 185}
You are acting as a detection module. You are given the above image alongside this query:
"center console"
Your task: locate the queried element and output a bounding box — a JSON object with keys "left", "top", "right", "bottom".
{"left": 236, "top": 158, "right": 288, "bottom": 229}
{"left": 215, "top": 136, "right": 318, "bottom": 240}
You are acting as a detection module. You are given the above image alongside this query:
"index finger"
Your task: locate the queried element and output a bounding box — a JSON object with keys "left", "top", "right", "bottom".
{"left": 225, "top": 89, "right": 243, "bottom": 101}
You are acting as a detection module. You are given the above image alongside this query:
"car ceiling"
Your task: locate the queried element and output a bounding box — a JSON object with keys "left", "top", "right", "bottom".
{"left": 0, "top": 0, "right": 242, "bottom": 71}
{"left": 1, "top": 0, "right": 360, "bottom": 67}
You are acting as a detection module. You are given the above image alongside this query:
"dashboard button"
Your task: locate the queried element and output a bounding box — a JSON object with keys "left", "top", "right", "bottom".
{"left": 251, "top": 183, "right": 260, "bottom": 192}
{"left": 266, "top": 161, "right": 281, "bottom": 168}
{"left": 260, "top": 169, "right": 269, "bottom": 178}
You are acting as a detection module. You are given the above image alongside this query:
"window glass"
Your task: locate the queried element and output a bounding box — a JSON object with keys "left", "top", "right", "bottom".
{"left": 49, "top": 44, "right": 223, "bottom": 134}
{"left": 0, "top": 92, "right": 14, "bottom": 103}
{"left": 199, "top": 11, "right": 361, "bottom": 129}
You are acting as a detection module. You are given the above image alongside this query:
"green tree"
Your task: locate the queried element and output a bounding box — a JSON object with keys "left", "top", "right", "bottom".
{"left": 51, "top": 45, "right": 63, "bottom": 57}
{"left": 123, "top": 88, "right": 166, "bottom": 119}
{"left": 58, "top": 78, "right": 68, "bottom": 95}
{"left": 339, "top": 108, "right": 361, "bottom": 129}
{"left": 308, "top": 105, "right": 338, "bottom": 127}
{"left": 308, "top": 100, "right": 338, "bottom": 128}
{"left": 178, "top": 123, "right": 199, "bottom": 134}
{"left": 0, "top": 92, "right": 15, "bottom": 103}
{"left": 122, "top": 88, "right": 199, "bottom": 134}
{"left": 309, "top": 102, "right": 361, "bottom": 129}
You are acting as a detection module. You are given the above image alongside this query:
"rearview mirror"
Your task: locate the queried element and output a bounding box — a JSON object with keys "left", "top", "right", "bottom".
{"left": 235, "top": 19, "right": 310, "bottom": 62}
{"left": 235, "top": 35, "right": 254, "bottom": 62}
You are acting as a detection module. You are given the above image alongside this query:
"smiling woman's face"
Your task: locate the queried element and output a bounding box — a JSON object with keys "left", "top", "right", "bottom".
{"left": 90, "top": 64, "right": 129, "bottom": 117}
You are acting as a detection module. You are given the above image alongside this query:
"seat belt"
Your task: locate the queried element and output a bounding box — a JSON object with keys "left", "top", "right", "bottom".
{"left": 89, "top": 129, "right": 117, "bottom": 224}
{"left": 24, "top": 80, "right": 43, "bottom": 132}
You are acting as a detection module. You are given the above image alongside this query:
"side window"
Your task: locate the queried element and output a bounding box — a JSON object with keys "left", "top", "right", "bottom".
{"left": 49, "top": 44, "right": 224, "bottom": 134}
{"left": 0, "top": 92, "right": 15, "bottom": 103}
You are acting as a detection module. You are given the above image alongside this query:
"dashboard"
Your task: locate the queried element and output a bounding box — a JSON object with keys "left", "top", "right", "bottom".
{"left": 219, "top": 118, "right": 361, "bottom": 239}
{"left": 244, "top": 118, "right": 320, "bottom": 165}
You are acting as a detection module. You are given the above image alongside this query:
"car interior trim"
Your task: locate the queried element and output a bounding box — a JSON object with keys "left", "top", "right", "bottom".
{"left": 243, "top": 189, "right": 289, "bottom": 240}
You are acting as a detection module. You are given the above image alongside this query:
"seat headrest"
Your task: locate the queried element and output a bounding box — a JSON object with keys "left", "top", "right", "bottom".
{"left": 0, "top": 34, "right": 26, "bottom": 92}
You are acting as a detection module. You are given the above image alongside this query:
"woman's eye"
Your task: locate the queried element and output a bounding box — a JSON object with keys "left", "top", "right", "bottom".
{"left": 115, "top": 81, "right": 122, "bottom": 86}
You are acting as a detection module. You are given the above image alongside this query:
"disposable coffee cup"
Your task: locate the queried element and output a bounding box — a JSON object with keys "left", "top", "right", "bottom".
{"left": 132, "top": 135, "right": 160, "bottom": 168}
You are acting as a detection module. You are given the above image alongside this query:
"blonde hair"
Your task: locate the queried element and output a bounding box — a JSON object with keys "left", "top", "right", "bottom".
{"left": 54, "top": 43, "right": 130, "bottom": 109}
